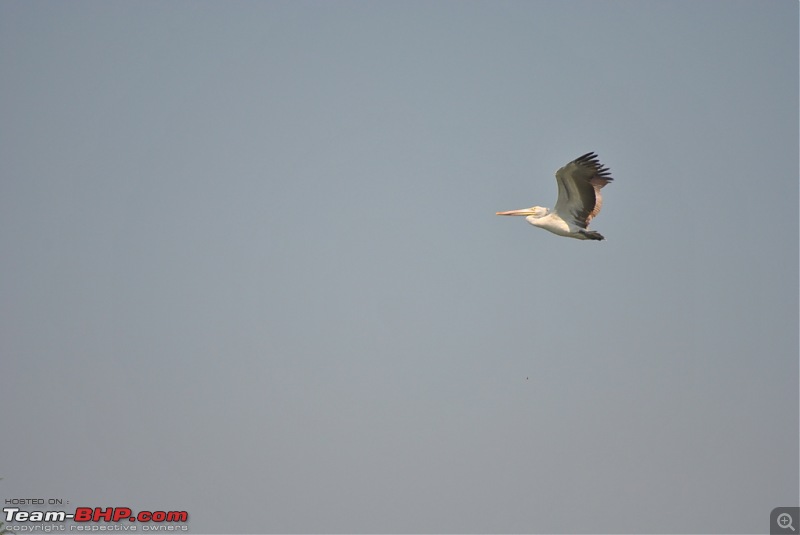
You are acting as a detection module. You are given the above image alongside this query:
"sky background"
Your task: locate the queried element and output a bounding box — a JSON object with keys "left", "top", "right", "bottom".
{"left": 1, "top": 1, "right": 797, "bottom": 533}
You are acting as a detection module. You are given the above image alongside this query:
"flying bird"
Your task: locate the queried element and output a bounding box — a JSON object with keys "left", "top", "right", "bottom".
{"left": 496, "top": 152, "right": 614, "bottom": 240}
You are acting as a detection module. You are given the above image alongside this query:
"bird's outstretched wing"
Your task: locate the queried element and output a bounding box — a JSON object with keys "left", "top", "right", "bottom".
{"left": 552, "top": 152, "right": 613, "bottom": 228}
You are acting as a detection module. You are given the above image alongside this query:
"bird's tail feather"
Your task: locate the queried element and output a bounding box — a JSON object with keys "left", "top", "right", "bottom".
{"left": 581, "top": 230, "right": 605, "bottom": 241}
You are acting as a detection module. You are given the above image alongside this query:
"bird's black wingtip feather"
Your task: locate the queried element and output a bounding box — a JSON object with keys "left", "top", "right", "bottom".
{"left": 572, "top": 151, "right": 614, "bottom": 181}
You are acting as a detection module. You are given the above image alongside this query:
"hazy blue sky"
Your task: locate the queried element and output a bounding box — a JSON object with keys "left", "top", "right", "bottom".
{"left": 1, "top": 1, "right": 797, "bottom": 533}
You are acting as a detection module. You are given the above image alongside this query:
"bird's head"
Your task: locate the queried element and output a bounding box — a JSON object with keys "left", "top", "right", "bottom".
{"left": 495, "top": 206, "right": 547, "bottom": 218}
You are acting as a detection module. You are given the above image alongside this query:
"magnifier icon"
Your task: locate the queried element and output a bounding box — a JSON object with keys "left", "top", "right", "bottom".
{"left": 778, "top": 513, "right": 796, "bottom": 531}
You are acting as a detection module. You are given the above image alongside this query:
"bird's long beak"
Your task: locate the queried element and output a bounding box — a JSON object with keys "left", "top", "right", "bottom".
{"left": 496, "top": 208, "right": 534, "bottom": 216}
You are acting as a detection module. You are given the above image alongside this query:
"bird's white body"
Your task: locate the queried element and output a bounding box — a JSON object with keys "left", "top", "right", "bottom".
{"left": 496, "top": 152, "right": 614, "bottom": 241}
{"left": 525, "top": 212, "right": 587, "bottom": 238}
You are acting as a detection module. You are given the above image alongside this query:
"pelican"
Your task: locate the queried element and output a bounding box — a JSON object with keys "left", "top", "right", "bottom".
{"left": 496, "top": 152, "right": 614, "bottom": 240}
